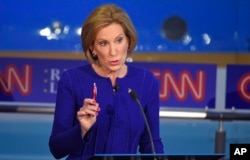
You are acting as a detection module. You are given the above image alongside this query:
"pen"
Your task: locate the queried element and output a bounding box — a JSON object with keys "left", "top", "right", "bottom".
{"left": 93, "top": 82, "right": 97, "bottom": 100}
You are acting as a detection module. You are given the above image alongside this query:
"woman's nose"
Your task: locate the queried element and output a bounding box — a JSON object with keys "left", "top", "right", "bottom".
{"left": 109, "top": 44, "right": 117, "bottom": 56}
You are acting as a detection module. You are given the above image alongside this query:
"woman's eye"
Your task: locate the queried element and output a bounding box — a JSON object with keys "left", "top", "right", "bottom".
{"left": 99, "top": 41, "right": 107, "bottom": 46}
{"left": 116, "top": 38, "right": 123, "bottom": 43}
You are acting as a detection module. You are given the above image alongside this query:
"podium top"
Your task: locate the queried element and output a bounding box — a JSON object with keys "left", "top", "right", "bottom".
{"left": 93, "top": 154, "right": 225, "bottom": 160}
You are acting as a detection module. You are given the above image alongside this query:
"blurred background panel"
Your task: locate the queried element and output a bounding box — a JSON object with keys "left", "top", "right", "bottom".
{"left": 0, "top": 0, "right": 249, "bottom": 52}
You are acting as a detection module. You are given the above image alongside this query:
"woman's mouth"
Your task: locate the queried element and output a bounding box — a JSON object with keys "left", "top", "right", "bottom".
{"left": 110, "top": 60, "right": 120, "bottom": 66}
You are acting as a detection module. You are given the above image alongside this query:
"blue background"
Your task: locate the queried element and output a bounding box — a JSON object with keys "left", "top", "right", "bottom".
{"left": 226, "top": 65, "right": 250, "bottom": 109}
{"left": 0, "top": 58, "right": 217, "bottom": 109}
{"left": 0, "top": 0, "right": 250, "bottom": 52}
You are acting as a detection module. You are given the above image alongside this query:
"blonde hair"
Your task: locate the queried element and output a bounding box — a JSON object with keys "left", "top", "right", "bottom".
{"left": 81, "top": 4, "right": 137, "bottom": 63}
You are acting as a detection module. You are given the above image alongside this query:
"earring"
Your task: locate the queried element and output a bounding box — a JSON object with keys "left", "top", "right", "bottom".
{"left": 92, "top": 53, "right": 97, "bottom": 57}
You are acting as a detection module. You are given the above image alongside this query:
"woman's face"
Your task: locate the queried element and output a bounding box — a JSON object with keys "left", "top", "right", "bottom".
{"left": 92, "top": 23, "right": 129, "bottom": 72}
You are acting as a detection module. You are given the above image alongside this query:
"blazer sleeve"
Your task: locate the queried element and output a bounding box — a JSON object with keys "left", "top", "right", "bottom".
{"left": 138, "top": 71, "right": 164, "bottom": 154}
{"left": 48, "top": 71, "right": 92, "bottom": 159}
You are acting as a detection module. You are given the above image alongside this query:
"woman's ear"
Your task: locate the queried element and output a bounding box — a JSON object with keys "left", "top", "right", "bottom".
{"left": 89, "top": 46, "right": 93, "bottom": 52}
{"left": 89, "top": 45, "right": 96, "bottom": 54}
{"left": 88, "top": 48, "right": 98, "bottom": 60}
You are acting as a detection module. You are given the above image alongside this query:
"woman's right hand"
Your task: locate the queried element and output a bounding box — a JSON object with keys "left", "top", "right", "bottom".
{"left": 77, "top": 98, "right": 100, "bottom": 137}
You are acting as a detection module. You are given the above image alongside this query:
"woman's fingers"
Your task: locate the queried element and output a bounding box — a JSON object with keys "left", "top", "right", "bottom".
{"left": 83, "top": 98, "right": 96, "bottom": 106}
{"left": 80, "top": 99, "right": 100, "bottom": 116}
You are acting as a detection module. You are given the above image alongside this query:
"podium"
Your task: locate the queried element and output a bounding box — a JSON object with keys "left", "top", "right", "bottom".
{"left": 93, "top": 154, "right": 225, "bottom": 160}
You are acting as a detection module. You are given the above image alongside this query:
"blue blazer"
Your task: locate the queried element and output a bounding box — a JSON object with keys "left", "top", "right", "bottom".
{"left": 49, "top": 63, "right": 164, "bottom": 159}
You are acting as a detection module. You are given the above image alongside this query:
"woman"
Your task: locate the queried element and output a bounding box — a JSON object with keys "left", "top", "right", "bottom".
{"left": 49, "top": 4, "right": 164, "bottom": 159}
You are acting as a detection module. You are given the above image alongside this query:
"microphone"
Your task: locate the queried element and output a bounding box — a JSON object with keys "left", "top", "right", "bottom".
{"left": 113, "top": 84, "right": 119, "bottom": 92}
{"left": 128, "top": 88, "right": 156, "bottom": 154}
